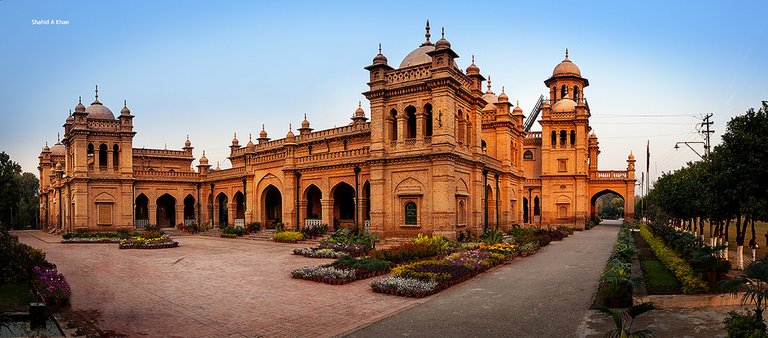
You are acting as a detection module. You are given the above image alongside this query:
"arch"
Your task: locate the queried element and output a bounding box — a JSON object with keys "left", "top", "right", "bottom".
{"left": 533, "top": 196, "right": 541, "bottom": 217}
{"left": 523, "top": 197, "right": 529, "bottom": 223}
{"left": 405, "top": 106, "right": 417, "bottom": 139}
{"left": 113, "top": 144, "right": 119, "bottom": 170}
{"left": 457, "top": 110, "right": 465, "bottom": 143}
{"left": 156, "top": 193, "right": 176, "bottom": 227}
{"left": 570, "top": 130, "right": 576, "bottom": 147}
{"left": 99, "top": 143, "right": 108, "bottom": 168}
{"left": 263, "top": 185, "right": 282, "bottom": 226}
{"left": 485, "top": 184, "right": 494, "bottom": 228}
{"left": 573, "top": 86, "right": 580, "bottom": 101}
{"left": 481, "top": 140, "right": 487, "bottom": 153}
{"left": 332, "top": 182, "right": 355, "bottom": 223}
{"left": 404, "top": 201, "right": 417, "bottom": 225}
{"left": 560, "top": 130, "right": 567, "bottom": 146}
{"left": 424, "top": 103, "right": 433, "bottom": 137}
{"left": 217, "top": 192, "right": 229, "bottom": 226}
{"left": 561, "top": 84, "right": 568, "bottom": 98}
{"left": 308, "top": 144, "right": 313, "bottom": 155}
{"left": 590, "top": 189, "right": 626, "bottom": 221}
{"left": 342, "top": 139, "right": 348, "bottom": 150}
{"left": 135, "top": 194, "right": 149, "bottom": 227}
{"left": 183, "top": 194, "right": 195, "bottom": 222}
{"left": 523, "top": 150, "right": 533, "bottom": 160}
{"left": 389, "top": 109, "right": 398, "bottom": 141}
{"left": 362, "top": 181, "right": 371, "bottom": 221}
{"left": 457, "top": 199, "right": 466, "bottom": 225}
{"left": 234, "top": 191, "right": 245, "bottom": 222}
{"left": 304, "top": 184, "right": 322, "bottom": 219}
{"left": 551, "top": 131, "right": 557, "bottom": 146}
{"left": 395, "top": 177, "right": 425, "bottom": 196}
{"left": 455, "top": 178, "right": 469, "bottom": 196}
{"left": 87, "top": 143, "right": 94, "bottom": 155}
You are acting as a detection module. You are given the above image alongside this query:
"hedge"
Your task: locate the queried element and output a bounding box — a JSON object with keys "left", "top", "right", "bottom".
{"left": 639, "top": 224, "right": 708, "bottom": 294}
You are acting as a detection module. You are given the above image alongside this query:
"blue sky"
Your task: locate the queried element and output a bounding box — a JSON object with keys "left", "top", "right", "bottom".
{"left": 1, "top": 0, "right": 766, "bottom": 194}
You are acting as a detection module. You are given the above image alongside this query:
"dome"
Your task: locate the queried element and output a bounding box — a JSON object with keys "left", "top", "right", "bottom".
{"left": 55, "top": 162, "right": 63, "bottom": 171}
{"left": 482, "top": 92, "right": 498, "bottom": 105}
{"left": 435, "top": 28, "right": 451, "bottom": 50}
{"left": 628, "top": 152, "right": 635, "bottom": 160}
{"left": 185, "top": 137, "right": 191, "bottom": 147}
{"left": 354, "top": 101, "right": 365, "bottom": 117}
{"left": 65, "top": 114, "right": 74, "bottom": 124}
{"left": 552, "top": 49, "right": 581, "bottom": 77}
{"left": 372, "top": 44, "right": 388, "bottom": 65}
{"left": 199, "top": 151, "right": 209, "bottom": 165}
{"left": 231, "top": 133, "right": 239, "bottom": 146}
{"left": 589, "top": 131, "right": 597, "bottom": 139}
{"left": 259, "top": 126, "right": 268, "bottom": 139}
{"left": 301, "top": 114, "right": 310, "bottom": 128}
{"left": 498, "top": 87, "right": 509, "bottom": 102}
{"left": 482, "top": 102, "right": 496, "bottom": 112}
{"left": 552, "top": 98, "right": 577, "bottom": 113}
{"left": 466, "top": 55, "right": 480, "bottom": 75}
{"left": 120, "top": 100, "right": 131, "bottom": 116}
{"left": 42, "top": 144, "right": 50, "bottom": 152}
{"left": 50, "top": 142, "right": 65, "bottom": 157}
{"left": 513, "top": 100, "right": 523, "bottom": 113}
{"left": 74, "top": 97, "right": 86, "bottom": 113}
{"left": 85, "top": 101, "right": 115, "bottom": 120}
{"left": 246, "top": 137, "right": 255, "bottom": 148}
{"left": 399, "top": 45, "right": 435, "bottom": 68}
{"left": 286, "top": 129, "right": 295, "bottom": 139}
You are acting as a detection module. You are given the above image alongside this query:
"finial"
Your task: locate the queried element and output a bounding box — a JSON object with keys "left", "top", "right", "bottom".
{"left": 358, "top": 101, "right": 362, "bottom": 108}
{"left": 304, "top": 113, "right": 307, "bottom": 119}
{"left": 202, "top": 150, "right": 206, "bottom": 156}
{"left": 164, "top": 143, "right": 167, "bottom": 150}
{"left": 471, "top": 55, "right": 475, "bottom": 64}
{"left": 69, "top": 109, "right": 72, "bottom": 116}
{"left": 516, "top": 100, "right": 520, "bottom": 106}
{"left": 289, "top": 123, "right": 292, "bottom": 131}
{"left": 378, "top": 43, "right": 382, "bottom": 54}
{"left": 95, "top": 85, "right": 99, "bottom": 100}
{"left": 441, "top": 27, "right": 445, "bottom": 39}
{"left": 78, "top": 96, "right": 82, "bottom": 104}
{"left": 425, "top": 20, "right": 431, "bottom": 42}
{"left": 565, "top": 48, "right": 569, "bottom": 59}
{"left": 501, "top": 86, "right": 505, "bottom": 93}
{"left": 186, "top": 134, "right": 189, "bottom": 140}
{"left": 262, "top": 124, "right": 265, "bottom": 131}
{"left": 249, "top": 133, "right": 252, "bottom": 141}
{"left": 57, "top": 132, "right": 60, "bottom": 142}
{"left": 123, "top": 99, "right": 127, "bottom": 108}
{"left": 234, "top": 132, "right": 237, "bottom": 138}
{"left": 45, "top": 141, "right": 48, "bottom": 147}
{"left": 486, "top": 75, "right": 492, "bottom": 92}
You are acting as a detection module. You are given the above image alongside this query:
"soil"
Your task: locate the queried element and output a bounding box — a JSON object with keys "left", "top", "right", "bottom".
{"left": 633, "top": 232, "right": 682, "bottom": 295}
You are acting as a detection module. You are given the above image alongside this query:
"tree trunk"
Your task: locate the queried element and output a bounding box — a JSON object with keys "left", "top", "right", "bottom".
{"left": 737, "top": 245, "right": 744, "bottom": 270}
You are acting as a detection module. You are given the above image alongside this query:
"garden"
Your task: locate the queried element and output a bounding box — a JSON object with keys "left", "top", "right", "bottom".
{"left": 60, "top": 225, "right": 179, "bottom": 249}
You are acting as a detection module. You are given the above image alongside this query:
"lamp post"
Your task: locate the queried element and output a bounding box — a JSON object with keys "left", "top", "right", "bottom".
{"left": 354, "top": 165, "right": 361, "bottom": 234}
{"left": 674, "top": 141, "right": 706, "bottom": 160}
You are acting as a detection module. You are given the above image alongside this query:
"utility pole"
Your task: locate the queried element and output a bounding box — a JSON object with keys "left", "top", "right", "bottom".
{"left": 701, "top": 113, "right": 714, "bottom": 158}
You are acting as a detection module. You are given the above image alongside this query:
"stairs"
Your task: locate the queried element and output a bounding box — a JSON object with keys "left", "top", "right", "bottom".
{"left": 247, "top": 229, "right": 276, "bottom": 241}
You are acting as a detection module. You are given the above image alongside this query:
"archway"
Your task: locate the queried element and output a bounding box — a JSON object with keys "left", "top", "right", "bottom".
{"left": 590, "top": 190, "right": 625, "bottom": 221}
{"left": 533, "top": 196, "right": 541, "bottom": 223}
{"left": 523, "top": 197, "right": 529, "bottom": 224}
{"left": 304, "top": 185, "right": 322, "bottom": 220}
{"left": 362, "top": 181, "right": 370, "bottom": 221}
{"left": 332, "top": 182, "right": 355, "bottom": 228}
{"left": 183, "top": 195, "right": 195, "bottom": 226}
{"left": 156, "top": 194, "right": 176, "bottom": 227}
{"left": 405, "top": 106, "right": 417, "bottom": 139}
{"left": 135, "top": 194, "right": 149, "bottom": 228}
{"left": 263, "top": 185, "right": 282, "bottom": 227}
{"left": 234, "top": 191, "right": 245, "bottom": 227}
{"left": 217, "top": 193, "right": 228, "bottom": 227}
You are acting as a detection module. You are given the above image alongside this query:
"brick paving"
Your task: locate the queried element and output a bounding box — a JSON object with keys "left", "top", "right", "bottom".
{"left": 14, "top": 231, "right": 420, "bottom": 337}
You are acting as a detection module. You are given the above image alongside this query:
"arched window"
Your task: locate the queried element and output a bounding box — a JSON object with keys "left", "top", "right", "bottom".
{"left": 87, "top": 143, "right": 95, "bottom": 169}
{"left": 560, "top": 130, "right": 567, "bottom": 147}
{"left": 561, "top": 85, "right": 568, "bottom": 98}
{"left": 99, "top": 144, "right": 108, "bottom": 169}
{"left": 87, "top": 143, "right": 94, "bottom": 155}
{"left": 523, "top": 150, "right": 533, "bottom": 160}
{"left": 552, "top": 86, "right": 557, "bottom": 101}
{"left": 390, "top": 109, "right": 398, "bottom": 141}
{"left": 308, "top": 144, "right": 312, "bottom": 155}
{"left": 405, "top": 106, "right": 417, "bottom": 139}
{"left": 523, "top": 197, "right": 529, "bottom": 223}
{"left": 424, "top": 104, "right": 433, "bottom": 137}
{"left": 342, "top": 139, "right": 348, "bottom": 150}
{"left": 113, "top": 144, "right": 119, "bottom": 170}
{"left": 570, "top": 130, "right": 576, "bottom": 147}
{"left": 534, "top": 196, "right": 541, "bottom": 217}
{"left": 551, "top": 131, "right": 557, "bottom": 146}
{"left": 457, "top": 200, "right": 466, "bottom": 224}
{"left": 573, "top": 86, "right": 580, "bottom": 101}
{"left": 404, "top": 202, "right": 417, "bottom": 225}
{"left": 481, "top": 140, "right": 487, "bottom": 153}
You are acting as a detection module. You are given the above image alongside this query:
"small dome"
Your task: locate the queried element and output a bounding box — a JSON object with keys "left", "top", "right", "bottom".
{"left": 399, "top": 45, "right": 435, "bottom": 68}
{"left": 55, "top": 162, "right": 63, "bottom": 171}
{"left": 301, "top": 114, "right": 310, "bottom": 128}
{"left": 66, "top": 114, "right": 74, "bottom": 124}
{"left": 498, "top": 87, "right": 509, "bottom": 102}
{"left": 466, "top": 55, "right": 480, "bottom": 75}
{"left": 74, "top": 97, "right": 86, "bottom": 113}
{"left": 259, "top": 127, "right": 268, "bottom": 139}
{"left": 231, "top": 133, "right": 239, "bottom": 146}
{"left": 247, "top": 138, "right": 255, "bottom": 148}
{"left": 50, "top": 142, "right": 65, "bottom": 157}
{"left": 513, "top": 100, "right": 523, "bottom": 113}
{"left": 435, "top": 28, "right": 451, "bottom": 50}
{"left": 589, "top": 131, "right": 597, "bottom": 139}
{"left": 628, "top": 152, "right": 635, "bottom": 160}
{"left": 552, "top": 98, "right": 577, "bottom": 113}
{"left": 373, "top": 44, "right": 388, "bottom": 65}
{"left": 199, "top": 151, "right": 209, "bottom": 165}
{"left": 286, "top": 129, "right": 295, "bottom": 139}
{"left": 552, "top": 49, "right": 581, "bottom": 77}
{"left": 482, "top": 102, "right": 496, "bottom": 112}
{"left": 184, "top": 137, "right": 191, "bottom": 147}
{"left": 120, "top": 100, "right": 131, "bottom": 116}
{"left": 482, "top": 92, "right": 498, "bottom": 105}
{"left": 42, "top": 144, "right": 50, "bottom": 152}
{"left": 354, "top": 101, "right": 365, "bottom": 117}
{"left": 86, "top": 101, "right": 115, "bottom": 120}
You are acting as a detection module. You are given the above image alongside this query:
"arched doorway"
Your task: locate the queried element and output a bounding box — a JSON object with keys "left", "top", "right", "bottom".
{"left": 485, "top": 185, "right": 494, "bottom": 230}
{"left": 183, "top": 195, "right": 195, "bottom": 227}
{"left": 234, "top": 191, "right": 245, "bottom": 227}
{"left": 533, "top": 196, "right": 541, "bottom": 223}
{"left": 362, "top": 181, "right": 371, "bottom": 223}
{"left": 590, "top": 190, "right": 625, "bottom": 221}
{"left": 332, "top": 182, "right": 355, "bottom": 228}
{"left": 263, "top": 185, "right": 282, "bottom": 227}
{"left": 135, "top": 194, "right": 149, "bottom": 228}
{"left": 217, "top": 193, "right": 229, "bottom": 227}
{"left": 523, "top": 197, "right": 529, "bottom": 224}
{"left": 156, "top": 194, "right": 176, "bottom": 228}
{"left": 305, "top": 185, "right": 322, "bottom": 220}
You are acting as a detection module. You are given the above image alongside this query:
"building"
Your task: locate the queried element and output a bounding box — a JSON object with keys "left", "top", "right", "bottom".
{"left": 38, "top": 23, "right": 635, "bottom": 238}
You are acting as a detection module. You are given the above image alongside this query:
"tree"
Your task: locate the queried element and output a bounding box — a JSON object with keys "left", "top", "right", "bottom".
{"left": 0, "top": 152, "right": 39, "bottom": 228}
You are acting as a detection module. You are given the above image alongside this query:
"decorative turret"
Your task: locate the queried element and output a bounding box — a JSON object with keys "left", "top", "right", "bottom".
{"left": 495, "top": 87, "right": 512, "bottom": 118}
{"left": 197, "top": 150, "right": 211, "bottom": 174}
{"left": 365, "top": 43, "right": 393, "bottom": 85}
{"left": 627, "top": 151, "right": 636, "bottom": 179}
{"left": 466, "top": 55, "right": 486, "bottom": 93}
{"left": 512, "top": 100, "right": 525, "bottom": 126}
{"left": 351, "top": 101, "right": 368, "bottom": 124}
{"left": 246, "top": 133, "right": 255, "bottom": 149}
{"left": 426, "top": 27, "right": 458, "bottom": 69}
{"left": 118, "top": 100, "right": 134, "bottom": 130}
{"left": 298, "top": 113, "right": 313, "bottom": 135}
{"left": 257, "top": 124, "right": 270, "bottom": 144}
{"left": 183, "top": 135, "right": 193, "bottom": 155}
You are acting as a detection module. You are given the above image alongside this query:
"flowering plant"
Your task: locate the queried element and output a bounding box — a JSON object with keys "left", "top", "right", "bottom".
{"left": 370, "top": 276, "right": 439, "bottom": 297}
{"left": 293, "top": 247, "right": 349, "bottom": 259}
{"left": 33, "top": 266, "right": 71, "bottom": 304}
{"left": 290, "top": 265, "right": 356, "bottom": 282}
{"left": 274, "top": 231, "right": 304, "bottom": 242}
{"left": 479, "top": 242, "right": 517, "bottom": 256}
{"left": 119, "top": 234, "right": 178, "bottom": 249}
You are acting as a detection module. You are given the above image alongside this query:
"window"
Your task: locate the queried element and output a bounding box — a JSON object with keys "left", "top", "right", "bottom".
{"left": 560, "top": 130, "right": 567, "bottom": 147}
{"left": 457, "top": 199, "right": 466, "bottom": 225}
{"left": 551, "top": 131, "right": 557, "bottom": 146}
{"left": 342, "top": 139, "right": 348, "bottom": 151}
{"left": 308, "top": 145, "right": 312, "bottom": 155}
{"left": 99, "top": 144, "right": 108, "bottom": 169}
{"left": 570, "top": 130, "right": 576, "bottom": 147}
{"left": 533, "top": 197, "right": 540, "bottom": 217}
{"left": 406, "top": 106, "right": 417, "bottom": 139}
{"left": 404, "top": 202, "right": 417, "bottom": 225}
{"left": 558, "top": 159, "right": 567, "bottom": 172}
{"left": 113, "top": 144, "right": 119, "bottom": 170}
{"left": 561, "top": 85, "right": 568, "bottom": 98}
{"left": 424, "top": 104, "right": 433, "bottom": 137}
{"left": 573, "top": 86, "right": 580, "bottom": 101}
{"left": 97, "top": 203, "right": 113, "bottom": 225}
{"left": 481, "top": 140, "right": 487, "bottom": 153}
{"left": 523, "top": 150, "right": 533, "bottom": 160}
{"left": 558, "top": 205, "right": 568, "bottom": 219}
{"left": 390, "top": 109, "right": 398, "bottom": 141}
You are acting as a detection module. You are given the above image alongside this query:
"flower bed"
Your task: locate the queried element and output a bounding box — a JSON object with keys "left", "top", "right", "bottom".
{"left": 119, "top": 235, "right": 179, "bottom": 249}
{"left": 369, "top": 242, "right": 441, "bottom": 264}
{"left": 479, "top": 242, "right": 518, "bottom": 257}
{"left": 639, "top": 224, "right": 708, "bottom": 294}
{"left": 371, "top": 249, "right": 505, "bottom": 298}
{"left": 61, "top": 231, "right": 129, "bottom": 243}
{"left": 293, "top": 247, "right": 349, "bottom": 259}
{"left": 61, "top": 237, "right": 121, "bottom": 243}
{"left": 291, "top": 256, "right": 391, "bottom": 284}
{"left": 32, "top": 266, "right": 71, "bottom": 305}
{"left": 274, "top": 231, "right": 304, "bottom": 243}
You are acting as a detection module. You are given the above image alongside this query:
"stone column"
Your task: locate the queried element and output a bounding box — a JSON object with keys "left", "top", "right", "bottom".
{"left": 321, "top": 198, "right": 333, "bottom": 229}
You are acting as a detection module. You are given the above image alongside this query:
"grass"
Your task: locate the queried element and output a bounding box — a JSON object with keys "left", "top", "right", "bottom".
{"left": 0, "top": 282, "right": 33, "bottom": 312}
{"left": 697, "top": 220, "right": 768, "bottom": 259}
{"left": 641, "top": 260, "right": 680, "bottom": 289}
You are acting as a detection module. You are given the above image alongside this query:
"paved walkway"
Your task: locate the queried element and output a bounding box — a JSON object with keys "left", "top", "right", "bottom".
{"left": 346, "top": 221, "right": 621, "bottom": 337}
{"left": 14, "top": 231, "right": 421, "bottom": 337}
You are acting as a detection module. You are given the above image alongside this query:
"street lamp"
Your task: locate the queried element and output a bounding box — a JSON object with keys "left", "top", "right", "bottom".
{"left": 674, "top": 141, "right": 706, "bottom": 160}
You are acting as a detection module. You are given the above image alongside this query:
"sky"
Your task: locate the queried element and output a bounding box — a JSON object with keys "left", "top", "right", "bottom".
{"left": 1, "top": 0, "right": 766, "bottom": 196}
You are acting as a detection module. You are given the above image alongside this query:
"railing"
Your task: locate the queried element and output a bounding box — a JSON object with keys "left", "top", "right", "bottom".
{"left": 87, "top": 120, "right": 121, "bottom": 130}
{"left": 136, "top": 219, "right": 149, "bottom": 229}
{"left": 364, "top": 219, "right": 371, "bottom": 233}
{"left": 133, "top": 148, "right": 188, "bottom": 157}
{"left": 524, "top": 178, "right": 542, "bottom": 186}
{"left": 591, "top": 170, "right": 628, "bottom": 179}
{"left": 390, "top": 140, "right": 397, "bottom": 148}
{"left": 526, "top": 131, "right": 542, "bottom": 139}
{"left": 208, "top": 166, "right": 248, "bottom": 179}
{"left": 404, "top": 138, "right": 416, "bottom": 147}
{"left": 305, "top": 218, "right": 324, "bottom": 228}
{"left": 385, "top": 65, "right": 431, "bottom": 84}
{"left": 134, "top": 170, "right": 199, "bottom": 179}
{"left": 423, "top": 136, "right": 432, "bottom": 144}
{"left": 184, "top": 219, "right": 196, "bottom": 227}
{"left": 296, "top": 147, "right": 370, "bottom": 164}
{"left": 234, "top": 219, "right": 245, "bottom": 228}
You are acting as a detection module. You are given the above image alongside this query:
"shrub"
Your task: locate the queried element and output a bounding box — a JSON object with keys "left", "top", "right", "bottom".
{"left": 221, "top": 226, "right": 246, "bottom": 237}
{"left": 247, "top": 222, "right": 261, "bottom": 233}
{"left": 640, "top": 224, "right": 708, "bottom": 294}
{"left": 32, "top": 266, "right": 71, "bottom": 305}
{"left": 456, "top": 230, "right": 476, "bottom": 243}
{"left": 141, "top": 230, "right": 164, "bottom": 239}
{"left": 301, "top": 223, "right": 328, "bottom": 239}
{"left": 293, "top": 247, "right": 349, "bottom": 259}
{"left": 480, "top": 230, "right": 505, "bottom": 244}
{"left": 220, "top": 233, "right": 238, "bottom": 239}
{"left": 290, "top": 265, "right": 356, "bottom": 282}
{"left": 479, "top": 242, "right": 517, "bottom": 256}
{"left": 412, "top": 234, "right": 453, "bottom": 255}
{"left": 723, "top": 311, "right": 768, "bottom": 338}
{"left": 519, "top": 242, "right": 540, "bottom": 256}
{"left": 333, "top": 256, "right": 391, "bottom": 273}
{"left": 322, "top": 228, "right": 377, "bottom": 249}
{"left": 274, "top": 231, "right": 304, "bottom": 242}
{"left": 370, "top": 242, "right": 439, "bottom": 264}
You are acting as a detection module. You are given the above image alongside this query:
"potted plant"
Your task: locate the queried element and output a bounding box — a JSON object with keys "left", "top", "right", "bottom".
{"left": 601, "top": 259, "right": 642, "bottom": 308}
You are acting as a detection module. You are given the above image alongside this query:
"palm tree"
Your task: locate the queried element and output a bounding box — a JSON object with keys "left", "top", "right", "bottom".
{"left": 721, "top": 259, "right": 768, "bottom": 322}
{"left": 596, "top": 302, "right": 657, "bottom": 338}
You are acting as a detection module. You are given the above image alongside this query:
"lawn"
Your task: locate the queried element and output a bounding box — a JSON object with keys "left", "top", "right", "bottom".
{"left": 641, "top": 260, "right": 680, "bottom": 293}
{"left": 698, "top": 220, "right": 768, "bottom": 260}
{"left": 0, "top": 282, "right": 33, "bottom": 312}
